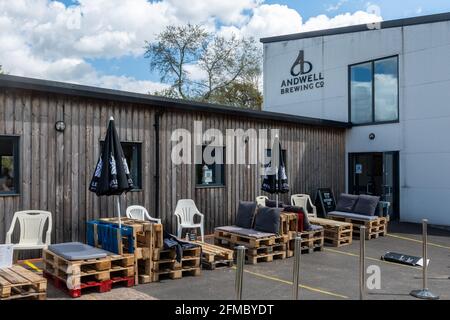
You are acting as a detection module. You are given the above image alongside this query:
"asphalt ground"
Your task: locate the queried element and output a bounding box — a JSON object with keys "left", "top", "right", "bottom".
{"left": 38, "top": 221, "right": 449, "bottom": 300}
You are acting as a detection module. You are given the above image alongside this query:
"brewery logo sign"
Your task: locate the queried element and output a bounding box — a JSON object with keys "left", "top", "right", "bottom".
{"left": 280, "top": 50, "right": 325, "bottom": 95}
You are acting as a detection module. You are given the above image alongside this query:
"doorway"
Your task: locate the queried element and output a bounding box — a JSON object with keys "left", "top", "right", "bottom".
{"left": 348, "top": 152, "right": 399, "bottom": 220}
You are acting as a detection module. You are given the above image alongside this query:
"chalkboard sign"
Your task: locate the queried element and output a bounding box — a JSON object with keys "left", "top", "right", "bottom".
{"left": 315, "top": 188, "right": 336, "bottom": 217}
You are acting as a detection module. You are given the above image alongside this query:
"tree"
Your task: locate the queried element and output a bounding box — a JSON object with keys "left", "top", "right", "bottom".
{"left": 0, "top": 65, "right": 3, "bottom": 74}
{"left": 145, "top": 24, "right": 262, "bottom": 110}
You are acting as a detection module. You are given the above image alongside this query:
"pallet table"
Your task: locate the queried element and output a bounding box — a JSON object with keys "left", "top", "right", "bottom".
{"left": 42, "top": 249, "right": 134, "bottom": 298}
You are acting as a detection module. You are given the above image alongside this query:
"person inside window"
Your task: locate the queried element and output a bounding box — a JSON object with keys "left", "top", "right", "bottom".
{"left": 0, "top": 167, "right": 13, "bottom": 192}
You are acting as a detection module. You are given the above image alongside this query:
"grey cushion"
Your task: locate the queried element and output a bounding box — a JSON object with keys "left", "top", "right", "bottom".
{"left": 307, "top": 224, "right": 324, "bottom": 232}
{"left": 235, "top": 201, "right": 257, "bottom": 229}
{"left": 254, "top": 207, "right": 281, "bottom": 234}
{"left": 336, "top": 194, "right": 359, "bottom": 212}
{"left": 265, "top": 199, "right": 284, "bottom": 208}
{"left": 354, "top": 195, "right": 380, "bottom": 216}
{"left": 48, "top": 242, "right": 110, "bottom": 261}
{"left": 328, "top": 211, "right": 378, "bottom": 221}
{"left": 215, "top": 226, "right": 276, "bottom": 238}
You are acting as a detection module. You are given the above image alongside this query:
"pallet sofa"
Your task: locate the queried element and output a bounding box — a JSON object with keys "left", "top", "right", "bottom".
{"left": 214, "top": 201, "right": 324, "bottom": 264}
{"left": 327, "top": 194, "right": 388, "bottom": 240}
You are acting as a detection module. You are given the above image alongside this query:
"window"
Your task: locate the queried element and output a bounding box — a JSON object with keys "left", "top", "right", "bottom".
{"left": 196, "top": 145, "right": 225, "bottom": 187}
{"left": 350, "top": 56, "right": 399, "bottom": 125}
{"left": 0, "top": 136, "right": 19, "bottom": 195}
{"left": 99, "top": 141, "right": 142, "bottom": 190}
{"left": 122, "top": 142, "right": 142, "bottom": 190}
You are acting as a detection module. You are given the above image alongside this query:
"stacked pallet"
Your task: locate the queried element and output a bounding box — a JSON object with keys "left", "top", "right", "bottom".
{"left": 96, "top": 218, "right": 164, "bottom": 284}
{"left": 329, "top": 216, "right": 388, "bottom": 240}
{"left": 191, "top": 241, "right": 234, "bottom": 270}
{"left": 280, "top": 212, "right": 299, "bottom": 240}
{"left": 286, "top": 228, "right": 324, "bottom": 257}
{"left": 0, "top": 265, "right": 47, "bottom": 300}
{"left": 214, "top": 229, "right": 288, "bottom": 265}
{"left": 42, "top": 249, "right": 134, "bottom": 298}
{"left": 309, "top": 217, "right": 353, "bottom": 247}
{"left": 151, "top": 246, "right": 201, "bottom": 281}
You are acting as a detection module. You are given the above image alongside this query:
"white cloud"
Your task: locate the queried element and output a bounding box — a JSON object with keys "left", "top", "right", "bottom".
{"left": 0, "top": 0, "right": 383, "bottom": 94}
{"left": 302, "top": 11, "right": 382, "bottom": 32}
{"left": 326, "top": 0, "right": 348, "bottom": 12}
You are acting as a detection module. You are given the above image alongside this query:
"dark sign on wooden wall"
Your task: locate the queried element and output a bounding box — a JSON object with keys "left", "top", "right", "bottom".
{"left": 315, "top": 188, "right": 336, "bottom": 217}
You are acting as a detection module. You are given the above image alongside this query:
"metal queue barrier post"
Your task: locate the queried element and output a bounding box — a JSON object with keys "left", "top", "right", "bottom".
{"left": 235, "top": 245, "right": 245, "bottom": 300}
{"left": 292, "top": 236, "right": 301, "bottom": 300}
{"left": 410, "top": 219, "right": 439, "bottom": 300}
{"left": 359, "top": 226, "right": 366, "bottom": 300}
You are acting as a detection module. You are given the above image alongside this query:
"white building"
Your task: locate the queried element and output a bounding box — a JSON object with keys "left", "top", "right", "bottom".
{"left": 261, "top": 12, "right": 450, "bottom": 226}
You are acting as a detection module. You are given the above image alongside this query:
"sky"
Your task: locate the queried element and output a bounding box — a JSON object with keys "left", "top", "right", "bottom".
{"left": 1, "top": 0, "right": 450, "bottom": 94}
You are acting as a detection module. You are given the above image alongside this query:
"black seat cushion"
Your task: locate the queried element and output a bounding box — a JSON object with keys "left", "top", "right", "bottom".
{"left": 265, "top": 199, "right": 284, "bottom": 208}
{"left": 335, "top": 193, "right": 359, "bottom": 212}
{"left": 235, "top": 201, "right": 257, "bottom": 228}
{"left": 254, "top": 207, "right": 281, "bottom": 234}
{"left": 354, "top": 195, "right": 380, "bottom": 216}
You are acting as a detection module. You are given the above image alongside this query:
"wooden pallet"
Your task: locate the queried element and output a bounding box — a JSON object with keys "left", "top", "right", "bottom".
{"left": 309, "top": 217, "right": 353, "bottom": 247}
{"left": 329, "top": 216, "right": 387, "bottom": 240}
{"left": 152, "top": 267, "right": 201, "bottom": 282}
{"left": 96, "top": 218, "right": 164, "bottom": 284}
{"left": 0, "top": 265, "right": 47, "bottom": 300}
{"left": 43, "top": 249, "right": 134, "bottom": 290}
{"left": 190, "top": 241, "right": 234, "bottom": 270}
{"left": 214, "top": 229, "right": 275, "bottom": 248}
{"left": 44, "top": 271, "right": 134, "bottom": 298}
{"left": 286, "top": 229, "right": 324, "bottom": 257}
{"left": 245, "top": 251, "right": 286, "bottom": 265}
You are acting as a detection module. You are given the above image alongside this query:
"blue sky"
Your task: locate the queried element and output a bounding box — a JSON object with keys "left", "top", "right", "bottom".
{"left": 2, "top": 0, "right": 450, "bottom": 92}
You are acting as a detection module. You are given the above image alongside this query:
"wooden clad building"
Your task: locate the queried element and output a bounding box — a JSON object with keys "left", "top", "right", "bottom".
{"left": 0, "top": 75, "right": 349, "bottom": 250}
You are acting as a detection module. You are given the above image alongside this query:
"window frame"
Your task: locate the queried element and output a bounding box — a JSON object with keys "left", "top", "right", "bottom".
{"left": 348, "top": 55, "right": 399, "bottom": 126}
{"left": 0, "top": 135, "right": 20, "bottom": 196}
{"left": 99, "top": 140, "right": 143, "bottom": 191}
{"left": 195, "top": 145, "right": 226, "bottom": 189}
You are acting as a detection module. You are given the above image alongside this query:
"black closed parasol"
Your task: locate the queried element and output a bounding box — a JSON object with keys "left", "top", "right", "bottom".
{"left": 261, "top": 135, "right": 289, "bottom": 207}
{"left": 89, "top": 117, "right": 133, "bottom": 227}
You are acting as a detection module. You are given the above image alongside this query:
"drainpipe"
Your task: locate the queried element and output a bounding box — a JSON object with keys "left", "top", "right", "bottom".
{"left": 154, "top": 111, "right": 163, "bottom": 218}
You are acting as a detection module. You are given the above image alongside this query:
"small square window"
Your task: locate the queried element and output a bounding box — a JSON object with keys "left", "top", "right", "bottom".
{"left": 0, "top": 136, "right": 19, "bottom": 195}
{"left": 196, "top": 145, "right": 225, "bottom": 187}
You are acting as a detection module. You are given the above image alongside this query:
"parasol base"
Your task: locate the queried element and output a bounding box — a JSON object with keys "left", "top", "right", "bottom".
{"left": 410, "top": 289, "right": 439, "bottom": 300}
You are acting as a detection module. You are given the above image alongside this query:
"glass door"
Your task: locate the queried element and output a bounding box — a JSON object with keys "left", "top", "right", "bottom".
{"left": 349, "top": 152, "right": 399, "bottom": 220}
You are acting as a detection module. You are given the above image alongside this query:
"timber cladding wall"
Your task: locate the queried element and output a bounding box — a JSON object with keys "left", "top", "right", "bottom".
{"left": 0, "top": 87, "right": 346, "bottom": 250}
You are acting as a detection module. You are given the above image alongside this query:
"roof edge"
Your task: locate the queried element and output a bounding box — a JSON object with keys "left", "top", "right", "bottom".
{"left": 260, "top": 12, "right": 450, "bottom": 43}
{"left": 0, "top": 74, "right": 351, "bottom": 129}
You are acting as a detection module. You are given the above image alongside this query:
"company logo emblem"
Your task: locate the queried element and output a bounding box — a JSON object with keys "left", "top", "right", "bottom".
{"left": 290, "top": 50, "right": 313, "bottom": 76}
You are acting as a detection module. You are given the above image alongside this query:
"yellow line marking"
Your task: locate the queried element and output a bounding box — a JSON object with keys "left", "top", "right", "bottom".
{"left": 24, "top": 260, "right": 42, "bottom": 272}
{"left": 324, "top": 248, "right": 420, "bottom": 270}
{"left": 231, "top": 267, "right": 348, "bottom": 299}
{"left": 387, "top": 234, "right": 450, "bottom": 250}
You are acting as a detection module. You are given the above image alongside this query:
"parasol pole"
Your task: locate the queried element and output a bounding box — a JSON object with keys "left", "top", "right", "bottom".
{"left": 116, "top": 195, "right": 122, "bottom": 228}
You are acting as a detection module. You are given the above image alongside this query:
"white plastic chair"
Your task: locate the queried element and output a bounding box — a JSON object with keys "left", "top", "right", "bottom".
{"left": 126, "top": 205, "right": 162, "bottom": 224}
{"left": 256, "top": 196, "right": 268, "bottom": 207}
{"left": 291, "top": 194, "right": 317, "bottom": 218}
{"left": 174, "top": 199, "right": 205, "bottom": 242}
{"left": 5, "top": 210, "right": 52, "bottom": 253}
